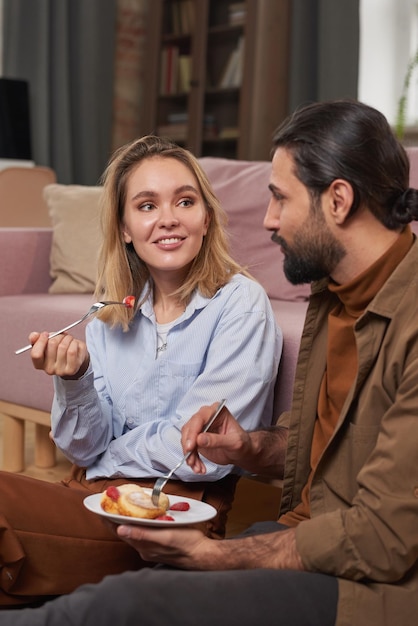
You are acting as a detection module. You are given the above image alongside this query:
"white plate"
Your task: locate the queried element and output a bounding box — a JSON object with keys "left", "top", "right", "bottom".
{"left": 83, "top": 489, "right": 217, "bottom": 527}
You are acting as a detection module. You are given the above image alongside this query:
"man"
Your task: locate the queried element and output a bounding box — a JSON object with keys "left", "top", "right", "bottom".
{"left": 2, "top": 100, "right": 417, "bottom": 626}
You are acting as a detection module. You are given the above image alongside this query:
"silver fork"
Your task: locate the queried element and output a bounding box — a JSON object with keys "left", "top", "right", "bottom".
{"left": 15, "top": 300, "right": 130, "bottom": 355}
{"left": 151, "top": 399, "right": 227, "bottom": 506}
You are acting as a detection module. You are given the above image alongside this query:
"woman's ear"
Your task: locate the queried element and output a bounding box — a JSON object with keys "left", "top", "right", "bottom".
{"left": 203, "top": 211, "right": 210, "bottom": 235}
{"left": 122, "top": 225, "right": 132, "bottom": 244}
{"left": 328, "top": 179, "right": 354, "bottom": 225}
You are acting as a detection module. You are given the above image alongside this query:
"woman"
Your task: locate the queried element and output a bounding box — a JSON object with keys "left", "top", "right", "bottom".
{"left": 0, "top": 136, "right": 281, "bottom": 606}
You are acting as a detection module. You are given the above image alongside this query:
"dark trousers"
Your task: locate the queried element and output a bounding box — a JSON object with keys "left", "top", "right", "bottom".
{"left": 0, "top": 523, "right": 338, "bottom": 626}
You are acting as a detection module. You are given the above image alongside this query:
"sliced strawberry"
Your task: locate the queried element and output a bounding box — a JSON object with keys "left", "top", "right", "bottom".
{"left": 156, "top": 514, "right": 175, "bottom": 521}
{"left": 106, "top": 486, "right": 120, "bottom": 501}
{"left": 123, "top": 295, "right": 135, "bottom": 309}
{"left": 169, "top": 501, "right": 190, "bottom": 511}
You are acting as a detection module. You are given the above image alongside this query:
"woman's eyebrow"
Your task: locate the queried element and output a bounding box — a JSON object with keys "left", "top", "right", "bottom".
{"left": 131, "top": 185, "right": 198, "bottom": 202}
{"left": 131, "top": 189, "right": 158, "bottom": 202}
{"left": 174, "top": 184, "right": 199, "bottom": 194}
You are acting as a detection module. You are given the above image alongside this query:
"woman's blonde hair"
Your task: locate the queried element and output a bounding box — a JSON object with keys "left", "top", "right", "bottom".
{"left": 95, "top": 135, "right": 250, "bottom": 329}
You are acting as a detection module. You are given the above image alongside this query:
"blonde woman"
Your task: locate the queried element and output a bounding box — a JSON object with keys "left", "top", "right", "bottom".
{"left": 0, "top": 136, "right": 281, "bottom": 607}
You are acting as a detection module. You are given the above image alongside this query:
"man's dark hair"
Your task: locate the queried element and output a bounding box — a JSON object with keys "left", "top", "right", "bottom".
{"left": 272, "top": 99, "right": 418, "bottom": 229}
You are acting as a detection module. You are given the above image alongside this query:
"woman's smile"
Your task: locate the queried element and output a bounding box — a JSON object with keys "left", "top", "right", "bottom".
{"left": 153, "top": 235, "right": 186, "bottom": 248}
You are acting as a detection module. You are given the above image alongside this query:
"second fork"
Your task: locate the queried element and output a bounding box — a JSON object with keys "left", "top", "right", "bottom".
{"left": 151, "top": 399, "right": 227, "bottom": 506}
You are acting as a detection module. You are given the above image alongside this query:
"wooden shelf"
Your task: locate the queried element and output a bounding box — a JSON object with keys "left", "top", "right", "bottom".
{"left": 140, "top": 0, "right": 291, "bottom": 160}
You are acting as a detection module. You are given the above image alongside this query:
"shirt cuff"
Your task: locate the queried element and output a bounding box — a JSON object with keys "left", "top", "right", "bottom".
{"left": 53, "top": 362, "right": 95, "bottom": 402}
{"left": 295, "top": 511, "right": 361, "bottom": 577}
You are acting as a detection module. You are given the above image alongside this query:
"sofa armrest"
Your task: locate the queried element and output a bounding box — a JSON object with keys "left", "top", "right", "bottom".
{"left": 0, "top": 228, "right": 53, "bottom": 295}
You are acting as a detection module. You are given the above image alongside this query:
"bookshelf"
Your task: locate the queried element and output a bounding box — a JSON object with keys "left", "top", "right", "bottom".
{"left": 140, "top": 0, "right": 291, "bottom": 160}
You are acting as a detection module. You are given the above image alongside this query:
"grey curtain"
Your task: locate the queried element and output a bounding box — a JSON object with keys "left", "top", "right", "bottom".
{"left": 289, "top": 0, "right": 360, "bottom": 111}
{"left": 2, "top": 0, "right": 117, "bottom": 185}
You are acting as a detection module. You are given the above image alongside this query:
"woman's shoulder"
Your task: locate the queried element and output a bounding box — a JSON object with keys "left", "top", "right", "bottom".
{"left": 221, "top": 273, "right": 272, "bottom": 307}
{"left": 228, "top": 272, "right": 268, "bottom": 293}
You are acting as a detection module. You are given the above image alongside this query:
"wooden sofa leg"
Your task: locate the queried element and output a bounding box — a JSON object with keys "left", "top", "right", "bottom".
{"left": 1, "top": 413, "right": 25, "bottom": 472}
{"left": 34, "top": 424, "right": 56, "bottom": 468}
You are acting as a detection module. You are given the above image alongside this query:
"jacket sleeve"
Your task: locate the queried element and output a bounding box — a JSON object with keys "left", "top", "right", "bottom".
{"left": 295, "top": 354, "right": 418, "bottom": 583}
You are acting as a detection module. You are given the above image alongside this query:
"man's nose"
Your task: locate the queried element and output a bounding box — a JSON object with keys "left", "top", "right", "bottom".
{"left": 263, "top": 199, "right": 279, "bottom": 232}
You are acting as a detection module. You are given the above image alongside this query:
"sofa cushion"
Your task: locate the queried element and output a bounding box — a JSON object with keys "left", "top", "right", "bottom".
{"left": 199, "top": 157, "right": 310, "bottom": 302}
{"left": 45, "top": 184, "right": 103, "bottom": 294}
{"left": 270, "top": 299, "right": 309, "bottom": 416}
{"left": 3, "top": 293, "right": 94, "bottom": 412}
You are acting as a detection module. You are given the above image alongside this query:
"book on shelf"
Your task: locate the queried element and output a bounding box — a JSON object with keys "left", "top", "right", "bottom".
{"left": 218, "top": 127, "right": 239, "bottom": 140}
{"left": 203, "top": 114, "right": 218, "bottom": 139}
{"left": 218, "top": 36, "right": 245, "bottom": 89}
{"left": 228, "top": 2, "right": 246, "bottom": 25}
{"left": 167, "top": 112, "right": 188, "bottom": 124}
{"left": 160, "top": 48, "right": 191, "bottom": 95}
{"left": 171, "top": 0, "right": 195, "bottom": 35}
{"left": 160, "top": 46, "right": 179, "bottom": 95}
{"left": 157, "top": 122, "right": 188, "bottom": 142}
{"left": 178, "top": 55, "right": 191, "bottom": 93}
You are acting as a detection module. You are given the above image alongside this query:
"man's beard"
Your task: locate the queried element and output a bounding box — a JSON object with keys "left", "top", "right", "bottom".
{"left": 272, "top": 215, "right": 346, "bottom": 285}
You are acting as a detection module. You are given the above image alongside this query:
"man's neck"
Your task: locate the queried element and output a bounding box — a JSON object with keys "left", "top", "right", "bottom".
{"left": 331, "top": 212, "right": 403, "bottom": 285}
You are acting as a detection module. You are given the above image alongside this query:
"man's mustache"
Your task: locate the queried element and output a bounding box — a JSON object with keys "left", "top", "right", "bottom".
{"left": 271, "top": 232, "right": 287, "bottom": 251}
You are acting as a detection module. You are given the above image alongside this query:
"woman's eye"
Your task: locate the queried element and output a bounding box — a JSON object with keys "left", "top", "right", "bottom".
{"left": 139, "top": 202, "right": 154, "bottom": 211}
{"left": 179, "top": 198, "right": 194, "bottom": 207}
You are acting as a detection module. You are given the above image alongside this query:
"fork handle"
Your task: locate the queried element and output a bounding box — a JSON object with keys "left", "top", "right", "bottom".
{"left": 200, "top": 398, "right": 226, "bottom": 434}
{"left": 15, "top": 315, "right": 87, "bottom": 355}
{"left": 151, "top": 399, "right": 227, "bottom": 505}
{"left": 165, "top": 398, "right": 226, "bottom": 479}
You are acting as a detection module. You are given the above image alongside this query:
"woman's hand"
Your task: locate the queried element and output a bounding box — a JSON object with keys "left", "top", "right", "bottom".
{"left": 29, "top": 331, "right": 90, "bottom": 379}
{"left": 181, "top": 402, "right": 253, "bottom": 475}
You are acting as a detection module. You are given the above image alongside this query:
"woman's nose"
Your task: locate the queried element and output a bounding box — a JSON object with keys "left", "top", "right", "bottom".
{"left": 158, "top": 205, "right": 179, "bottom": 226}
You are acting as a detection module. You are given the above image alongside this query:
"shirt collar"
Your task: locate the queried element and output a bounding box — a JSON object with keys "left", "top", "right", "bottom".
{"left": 138, "top": 281, "right": 218, "bottom": 321}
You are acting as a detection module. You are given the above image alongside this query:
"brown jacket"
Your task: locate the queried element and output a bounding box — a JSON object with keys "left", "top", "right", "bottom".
{"left": 279, "top": 238, "right": 418, "bottom": 626}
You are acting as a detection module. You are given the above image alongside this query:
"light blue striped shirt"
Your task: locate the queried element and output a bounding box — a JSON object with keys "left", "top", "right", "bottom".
{"left": 51, "top": 274, "right": 282, "bottom": 481}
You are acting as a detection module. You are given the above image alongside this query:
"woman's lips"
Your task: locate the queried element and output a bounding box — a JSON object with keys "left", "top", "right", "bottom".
{"left": 154, "top": 236, "right": 185, "bottom": 249}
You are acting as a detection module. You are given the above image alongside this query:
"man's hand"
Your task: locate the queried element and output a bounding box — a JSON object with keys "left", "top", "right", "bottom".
{"left": 181, "top": 403, "right": 288, "bottom": 478}
{"left": 29, "top": 331, "right": 90, "bottom": 379}
{"left": 181, "top": 402, "right": 253, "bottom": 474}
{"left": 117, "top": 524, "right": 216, "bottom": 569}
{"left": 117, "top": 523, "right": 305, "bottom": 572}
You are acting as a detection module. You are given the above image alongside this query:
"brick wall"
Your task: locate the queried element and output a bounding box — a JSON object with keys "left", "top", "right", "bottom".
{"left": 112, "top": 0, "right": 150, "bottom": 151}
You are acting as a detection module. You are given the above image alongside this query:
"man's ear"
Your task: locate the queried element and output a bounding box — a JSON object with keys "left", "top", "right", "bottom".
{"left": 328, "top": 179, "right": 354, "bottom": 225}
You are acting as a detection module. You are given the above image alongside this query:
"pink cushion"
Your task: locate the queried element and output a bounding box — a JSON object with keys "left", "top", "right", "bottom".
{"left": 0, "top": 228, "right": 53, "bottom": 295}
{"left": 199, "top": 157, "right": 310, "bottom": 302}
{"left": 270, "top": 299, "right": 309, "bottom": 415}
{"left": 2, "top": 294, "right": 93, "bottom": 411}
{"left": 408, "top": 147, "right": 418, "bottom": 189}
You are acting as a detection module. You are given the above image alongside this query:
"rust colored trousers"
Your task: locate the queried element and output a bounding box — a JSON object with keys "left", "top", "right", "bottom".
{"left": 0, "top": 465, "right": 238, "bottom": 607}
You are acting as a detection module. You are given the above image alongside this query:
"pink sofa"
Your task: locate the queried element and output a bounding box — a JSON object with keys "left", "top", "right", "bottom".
{"left": 1, "top": 150, "right": 418, "bottom": 472}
